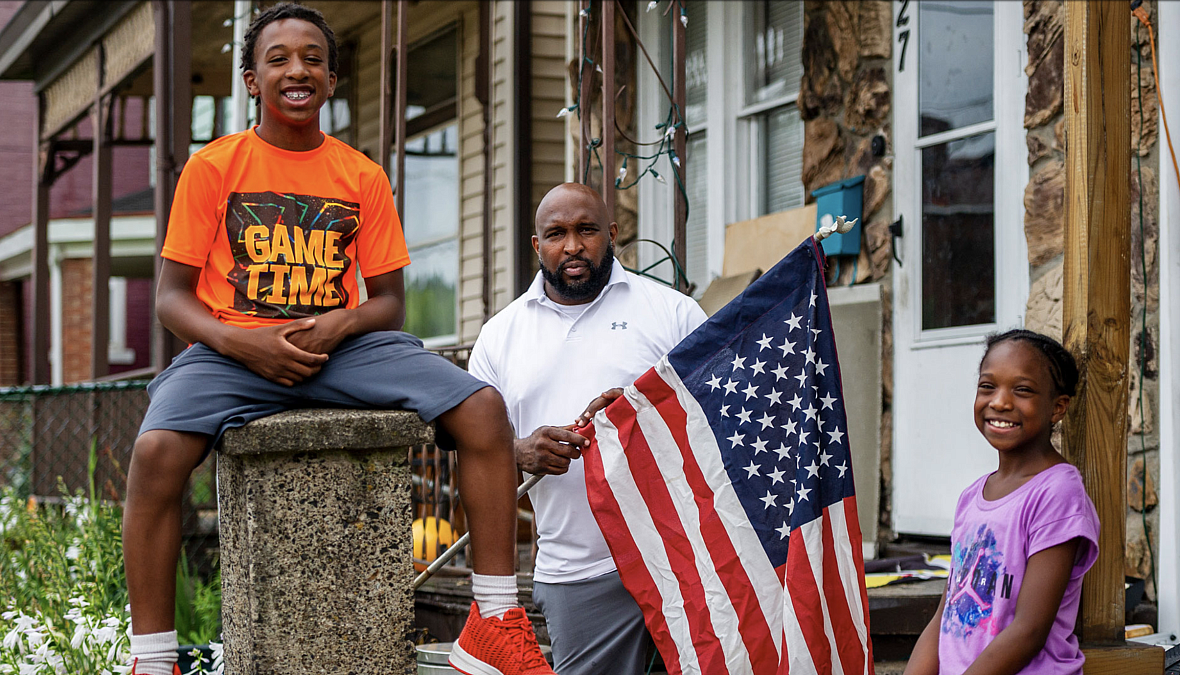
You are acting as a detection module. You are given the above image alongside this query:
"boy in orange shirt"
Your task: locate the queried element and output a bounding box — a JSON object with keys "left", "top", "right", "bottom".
{"left": 124, "top": 5, "right": 553, "bottom": 675}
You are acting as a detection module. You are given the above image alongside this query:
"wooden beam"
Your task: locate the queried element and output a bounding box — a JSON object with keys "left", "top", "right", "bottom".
{"left": 30, "top": 95, "right": 50, "bottom": 385}
{"left": 393, "top": 0, "right": 408, "bottom": 219}
{"left": 1061, "top": 0, "right": 1130, "bottom": 645}
{"left": 671, "top": 0, "right": 687, "bottom": 293}
{"left": 1081, "top": 642, "right": 1164, "bottom": 675}
{"left": 601, "top": 0, "right": 615, "bottom": 219}
{"left": 378, "top": 0, "right": 393, "bottom": 178}
{"left": 91, "top": 50, "right": 112, "bottom": 380}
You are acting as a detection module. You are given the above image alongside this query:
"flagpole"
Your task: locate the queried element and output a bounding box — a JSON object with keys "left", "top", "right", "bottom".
{"left": 814, "top": 215, "right": 857, "bottom": 243}
{"left": 412, "top": 473, "right": 545, "bottom": 590}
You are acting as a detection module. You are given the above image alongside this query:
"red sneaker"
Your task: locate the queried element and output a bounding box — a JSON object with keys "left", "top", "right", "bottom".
{"left": 128, "top": 661, "right": 182, "bottom": 675}
{"left": 449, "top": 602, "right": 555, "bottom": 675}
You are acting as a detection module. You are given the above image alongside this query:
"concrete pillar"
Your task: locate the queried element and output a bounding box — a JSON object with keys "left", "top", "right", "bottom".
{"left": 217, "top": 409, "right": 433, "bottom": 675}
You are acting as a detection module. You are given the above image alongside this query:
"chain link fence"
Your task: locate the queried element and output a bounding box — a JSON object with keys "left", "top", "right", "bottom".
{"left": 0, "top": 344, "right": 526, "bottom": 573}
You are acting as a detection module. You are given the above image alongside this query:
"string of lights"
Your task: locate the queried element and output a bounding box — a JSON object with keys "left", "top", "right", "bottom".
{"left": 559, "top": 0, "right": 693, "bottom": 288}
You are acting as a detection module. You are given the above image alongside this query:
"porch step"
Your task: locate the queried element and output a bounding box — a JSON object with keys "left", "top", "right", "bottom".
{"left": 867, "top": 577, "right": 944, "bottom": 661}
{"left": 415, "top": 574, "right": 945, "bottom": 666}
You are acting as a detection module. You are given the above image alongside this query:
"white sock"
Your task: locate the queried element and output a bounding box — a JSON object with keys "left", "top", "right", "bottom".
{"left": 129, "top": 630, "right": 179, "bottom": 675}
{"left": 472, "top": 573, "right": 518, "bottom": 619}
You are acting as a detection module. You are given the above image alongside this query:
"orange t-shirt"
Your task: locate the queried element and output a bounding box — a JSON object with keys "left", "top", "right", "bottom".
{"left": 162, "top": 129, "right": 410, "bottom": 329}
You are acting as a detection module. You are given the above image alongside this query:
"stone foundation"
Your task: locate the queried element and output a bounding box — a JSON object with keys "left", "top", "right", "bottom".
{"left": 217, "top": 409, "right": 433, "bottom": 675}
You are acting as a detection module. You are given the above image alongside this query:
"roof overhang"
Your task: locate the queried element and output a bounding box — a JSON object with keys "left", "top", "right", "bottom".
{"left": 0, "top": 0, "right": 140, "bottom": 90}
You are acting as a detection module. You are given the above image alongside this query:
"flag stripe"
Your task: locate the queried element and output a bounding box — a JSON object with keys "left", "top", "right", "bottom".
{"left": 654, "top": 358, "right": 787, "bottom": 653}
{"left": 787, "top": 528, "right": 830, "bottom": 674}
{"left": 779, "top": 565, "right": 816, "bottom": 675}
{"left": 584, "top": 414, "right": 693, "bottom": 675}
{"left": 821, "top": 512, "right": 866, "bottom": 675}
{"left": 636, "top": 370, "right": 782, "bottom": 674}
{"left": 832, "top": 497, "right": 872, "bottom": 673}
{"left": 802, "top": 518, "right": 846, "bottom": 675}
{"left": 605, "top": 399, "right": 732, "bottom": 675}
{"left": 629, "top": 380, "right": 776, "bottom": 675}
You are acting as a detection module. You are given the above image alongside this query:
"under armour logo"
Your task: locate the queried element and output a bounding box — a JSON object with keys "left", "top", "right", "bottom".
{"left": 611, "top": 322, "right": 628, "bottom": 330}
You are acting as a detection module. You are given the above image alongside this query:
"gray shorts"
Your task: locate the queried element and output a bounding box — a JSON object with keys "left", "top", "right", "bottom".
{"left": 139, "top": 330, "right": 488, "bottom": 456}
{"left": 533, "top": 570, "right": 652, "bottom": 675}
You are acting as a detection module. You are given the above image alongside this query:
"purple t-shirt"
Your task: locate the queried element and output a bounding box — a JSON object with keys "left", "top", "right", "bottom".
{"left": 938, "top": 463, "right": 1100, "bottom": 675}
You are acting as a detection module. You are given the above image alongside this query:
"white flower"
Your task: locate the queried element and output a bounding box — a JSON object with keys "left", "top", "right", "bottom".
{"left": 70, "top": 623, "right": 87, "bottom": 650}
{"left": 23, "top": 631, "right": 45, "bottom": 648}
{"left": 2, "top": 628, "right": 20, "bottom": 651}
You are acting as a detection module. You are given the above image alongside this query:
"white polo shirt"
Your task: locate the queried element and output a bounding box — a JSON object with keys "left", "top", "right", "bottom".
{"left": 469, "top": 260, "right": 707, "bottom": 583}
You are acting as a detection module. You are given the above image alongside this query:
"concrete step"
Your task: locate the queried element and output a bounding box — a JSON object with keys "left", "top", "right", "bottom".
{"left": 416, "top": 573, "right": 943, "bottom": 667}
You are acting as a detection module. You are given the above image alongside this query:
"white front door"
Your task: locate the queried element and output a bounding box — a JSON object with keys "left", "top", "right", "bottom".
{"left": 890, "top": 0, "right": 1028, "bottom": 535}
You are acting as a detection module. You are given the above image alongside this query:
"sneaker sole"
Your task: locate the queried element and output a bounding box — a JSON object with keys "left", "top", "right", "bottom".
{"left": 447, "top": 641, "right": 506, "bottom": 675}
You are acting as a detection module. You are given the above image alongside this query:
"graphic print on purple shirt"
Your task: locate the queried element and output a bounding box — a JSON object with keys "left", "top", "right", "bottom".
{"left": 942, "top": 524, "right": 1007, "bottom": 638}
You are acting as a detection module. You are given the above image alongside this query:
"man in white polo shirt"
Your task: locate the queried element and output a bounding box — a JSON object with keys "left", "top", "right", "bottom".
{"left": 468, "top": 183, "right": 706, "bottom": 674}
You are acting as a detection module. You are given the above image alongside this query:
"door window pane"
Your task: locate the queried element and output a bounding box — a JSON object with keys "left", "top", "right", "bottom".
{"left": 402, "top": 125, "right": 459, "bottom": 246}
{"left": 921, "top": 133, "right": 995, "bottom": 329}
{"left": 401, "top": 123, "right": 459, "bottom": 340}
{"left": 404, "top": 239, "right": 458, "bottom": 340}
{"left": 684, "top": 1, "right": 708, "bottom": 128}
{"left": 685, "top": 133, "right": 708, "bottom": 292}
{"left": 744, "top": 1, "right": 804, "bottom": 106}
{"left": 764, "top": 105, "right": 804, "bottom": 214}
{"left": 918, "top": 1, "right": 993, "bottom": 137}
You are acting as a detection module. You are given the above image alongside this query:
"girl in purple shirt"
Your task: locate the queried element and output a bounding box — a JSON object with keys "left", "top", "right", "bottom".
{"left": 905, "top": 330, "right": 1100, "bottom": 675}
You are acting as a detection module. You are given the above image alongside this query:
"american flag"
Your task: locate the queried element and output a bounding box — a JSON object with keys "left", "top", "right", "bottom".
{"left": 582, "top": 238, "right": 873, "bottom": 675}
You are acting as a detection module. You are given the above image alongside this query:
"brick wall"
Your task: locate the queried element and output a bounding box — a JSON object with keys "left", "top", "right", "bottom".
{"left": 0, "top": 1, "right": 33, "bottom": 239}
{"left": 0, "top": 280, "right": 21, "bottom": 386}
{"left": 60, "top": 258, "right": 93, "bottom": 383}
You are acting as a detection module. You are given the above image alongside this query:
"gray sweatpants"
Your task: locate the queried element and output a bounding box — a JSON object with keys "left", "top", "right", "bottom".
{"left": 533, "top": 571, "right": 651, "bottom": 675}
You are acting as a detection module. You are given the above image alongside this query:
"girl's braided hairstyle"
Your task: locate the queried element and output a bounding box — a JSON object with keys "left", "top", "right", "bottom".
{"left": 982, "top": 329, "right": 1079, "bottom": 397}
{"left": 240, "top": 3, "right": 339, "bottom": 75}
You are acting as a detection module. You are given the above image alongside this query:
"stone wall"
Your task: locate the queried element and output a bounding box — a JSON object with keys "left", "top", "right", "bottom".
{"left": 1022, "top": 0, "right": 1162, "bottom": 599}
{"left": 798, "top": 0, "right": 894, "bottom": 541}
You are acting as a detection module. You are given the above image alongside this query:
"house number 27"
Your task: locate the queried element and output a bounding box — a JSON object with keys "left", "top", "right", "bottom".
{"left": 897, "top": 0, "right": 910, "bottom": 72}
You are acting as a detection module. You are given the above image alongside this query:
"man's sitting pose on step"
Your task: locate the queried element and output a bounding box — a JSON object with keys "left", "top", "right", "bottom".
{"left": 123, "top": 5, "right": 552, "bottom": 675}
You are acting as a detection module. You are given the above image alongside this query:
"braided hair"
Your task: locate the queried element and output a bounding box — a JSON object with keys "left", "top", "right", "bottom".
{"left": 240, "top": 3, "right": 338, "bottom": 75}
{"left": 981, "top": 329, "right": 1079, "bottom": 397}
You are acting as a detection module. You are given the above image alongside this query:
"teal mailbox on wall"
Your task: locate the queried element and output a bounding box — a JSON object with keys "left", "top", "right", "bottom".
{"left": 811, "top": 175, "right": 864, "bottom": 256}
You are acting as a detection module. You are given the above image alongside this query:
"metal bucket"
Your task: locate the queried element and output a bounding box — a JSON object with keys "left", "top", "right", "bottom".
{"left": 416, "top": 642, "right": 554, "bottom": 674}
{"left": 416, "top": 642, "right": 460, "bottom": 674}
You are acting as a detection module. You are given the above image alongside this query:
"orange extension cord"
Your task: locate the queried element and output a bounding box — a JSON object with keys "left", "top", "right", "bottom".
{"left": 1132, "top": 5, "right": 1180, "bottom": 193}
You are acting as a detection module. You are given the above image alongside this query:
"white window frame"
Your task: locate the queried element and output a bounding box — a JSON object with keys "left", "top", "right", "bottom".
{"left": 892, "top": 0, "right": 1029, "bottom": 348}
{"left": 637, "top": 1, "right": 804, "bottom": 292}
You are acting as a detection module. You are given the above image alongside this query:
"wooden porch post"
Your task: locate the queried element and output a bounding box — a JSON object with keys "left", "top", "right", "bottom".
{"left": 151, "top": 0, "right": 191, "bottom": 373}
{"left": 671, "top": 0, "right": 687, "bottom": 293}
{"left": 1062, "top": 3, "right": 1161, "bottom": 671}
{"left": 601, "top": 0, "right": 615, "bottom": 219}
{"left": 30, "top": 95, "right": 50, "bottom": 385}
{"left": 393, "top": 0, "right": 408, "bottom": 220}
{"left": 578, "top": 0, "right": 592, "bottom": 184}
{"left": 91, "top": 48, "right": 112, "bottom": 380}
{"left": 378, "top": 0, "right": 392, "bottom": 178}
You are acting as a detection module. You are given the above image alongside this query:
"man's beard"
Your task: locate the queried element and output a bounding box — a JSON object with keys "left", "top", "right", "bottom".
{"left": 540, "top": 241, "right": 615, "bottom": 303}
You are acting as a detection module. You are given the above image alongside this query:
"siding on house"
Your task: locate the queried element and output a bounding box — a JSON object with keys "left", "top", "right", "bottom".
{"left": 349, "top": 1, "right": 520, "bottom": 345}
